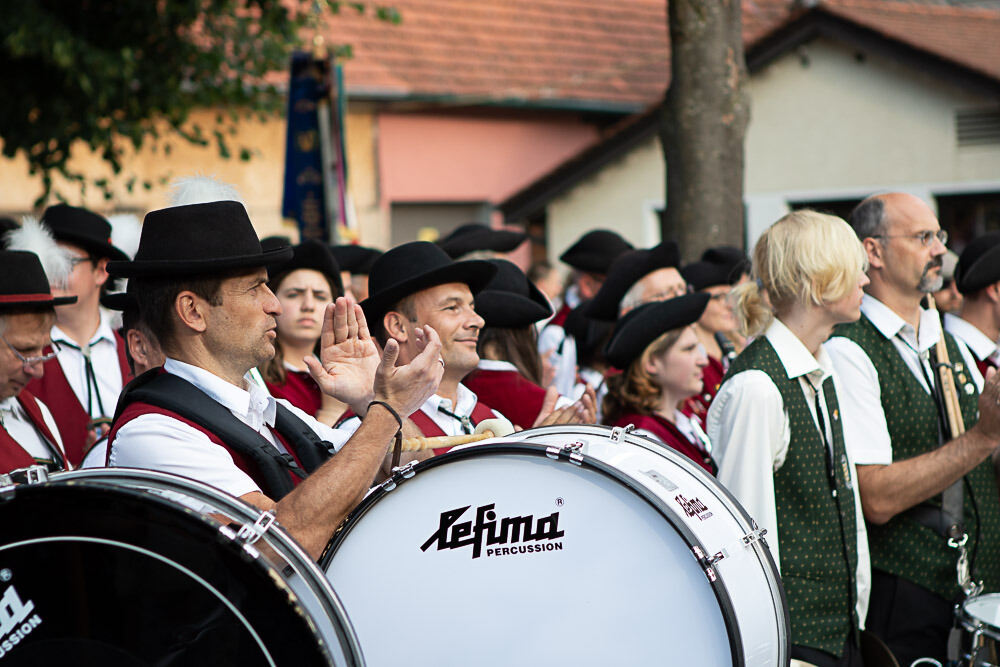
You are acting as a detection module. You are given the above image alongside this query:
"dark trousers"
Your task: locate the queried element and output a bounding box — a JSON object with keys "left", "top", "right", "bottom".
{"left": 864, "top": 569, "right": 954, "bottom": 666}
{"left": 791, "top": 639, "right": 865, "bottom": 666}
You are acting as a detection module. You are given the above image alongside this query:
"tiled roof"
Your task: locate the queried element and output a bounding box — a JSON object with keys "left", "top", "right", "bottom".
{"left": 324, "top": 0, "right": 1000, "bottom": 110}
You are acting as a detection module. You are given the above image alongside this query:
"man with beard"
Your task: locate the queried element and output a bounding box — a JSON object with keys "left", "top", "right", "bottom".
{"left": 827, "top": 193, "right": 1000, "bottom": 665}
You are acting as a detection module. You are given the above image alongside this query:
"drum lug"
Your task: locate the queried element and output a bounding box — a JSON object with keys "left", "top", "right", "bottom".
{"left": 610, "top": 425, "right": 634, "bottom": 443}
{"left": 379, "top": 460, "right": 419, "bottom": 492}
{"left": 741, "top": 528, "right": 767, "bottom": 547}
{"left": 545, "top": 443, "right": 584, "bottom": 465}
{"left": 691, "top": 546, "right": 718, "bottom": 582}
{"left": 234, "top": 511, "right": 277, "bottom": 546}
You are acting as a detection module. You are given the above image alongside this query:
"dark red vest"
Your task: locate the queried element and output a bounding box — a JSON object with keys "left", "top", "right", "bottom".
{"left": 266, "top": 370, "right": 322, "bottom": 418}
{"left": 0, "top": 390, "right": 67, "bottom": 474}
{"left": 682, "top": 355, "right": 725, "bottom": 420}
{"left": 548, "top": 302, "right": 572, "bottom": 329}
{"left": 408, "top": 400, "right": 497, "bottom": 456}
{"left": 611, "top": 412, "right": 716, "bottom": 475}
{"left": 463, "top": 368, "right": 546, "bottom": 430}
{"left": 26, "top": 331, "right": 131, "bottom": 467}
{"left": 108, "top": 402, "right": 307, "bottom": 492}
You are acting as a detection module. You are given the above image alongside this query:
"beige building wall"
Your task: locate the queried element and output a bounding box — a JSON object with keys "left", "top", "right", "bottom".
{"left": 0, "top": 107, "right": 387, "bottom": 246}
{"left": 542, "top": 36, "right": 1000, "bottom": 256}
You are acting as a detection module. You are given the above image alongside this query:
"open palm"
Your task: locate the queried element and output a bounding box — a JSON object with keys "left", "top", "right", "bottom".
{"left": 305, "top": 298, "right": 380, "bottom": 411}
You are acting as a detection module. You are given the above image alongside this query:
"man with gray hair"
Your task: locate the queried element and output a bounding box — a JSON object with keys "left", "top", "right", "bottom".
{"left": 827, "top": 192, "right": 1000, "bottom": 665}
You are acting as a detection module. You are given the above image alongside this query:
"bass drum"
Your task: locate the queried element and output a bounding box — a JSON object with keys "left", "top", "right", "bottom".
{"left": 322, "top": 424, "right": 789, "bottom": 666}
{"left": 0, "top": 468, "right": 363, "bottom": 667}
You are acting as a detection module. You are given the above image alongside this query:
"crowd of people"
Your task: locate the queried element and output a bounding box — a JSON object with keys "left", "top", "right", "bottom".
{"left": 2, "top": 179, "right": 999, "bottom": 666}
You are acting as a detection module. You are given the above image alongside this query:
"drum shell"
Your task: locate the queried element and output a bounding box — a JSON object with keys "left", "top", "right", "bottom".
{"left": 959, "top": 593, "right": 1000, "bottom": 666}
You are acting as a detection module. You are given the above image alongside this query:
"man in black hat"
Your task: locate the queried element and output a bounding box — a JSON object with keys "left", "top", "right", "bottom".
{"left": 105, "top": 201, "right": 444, "bottom": 559}
{"left": 585, "top": 240, "right": 687, "bottom": 323}
{"left": 944, "top": 232, "right": 1000, "bottom": 383}
{"left": 436, "top": 223, "right": 528, "bottom": 261}
{"left": 0, "top": 250, "right": 77, "bottom": 475}
{"left": 541, "top": 229, "right": 633, "bottom": 397}
{"left": 27, "top": 204, "right": 132, "bottom": 467}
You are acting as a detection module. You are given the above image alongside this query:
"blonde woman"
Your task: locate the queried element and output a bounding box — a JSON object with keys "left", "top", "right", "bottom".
{"left": 706, "top": 210, "right": 871, "bottom": 667}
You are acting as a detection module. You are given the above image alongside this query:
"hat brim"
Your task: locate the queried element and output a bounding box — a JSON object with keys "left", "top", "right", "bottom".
{"left": 475, "top": 289, "right": 552, "bottom": 328}
{"left": 0, "top": 294, "right": 77, "bottom": 311}
{"left": 361, "top": 260, "right": 498, "bottom": 326}
{"left": 107, "top": 247, "right": 293, "bottom": 279}
{"left": 439, "top": 229, "right": 528, "bottom": 257}
{"left": 55, "top": 231, "right": 130, "bottom": 262}
{"left": 604, "top": 293, "right": 710, "bottom": 369}
{"left": 958, "top": 244, "right": 1000, "bottom": 294}
{"left": 100, "top": 291, "right": 134, "bottom": 311}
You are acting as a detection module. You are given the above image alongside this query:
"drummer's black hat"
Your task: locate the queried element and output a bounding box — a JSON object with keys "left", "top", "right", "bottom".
{"left": 586, "top": 241, "right": 681, "bottom": 321}
{"left": 604, "top": 293, "right": 709, "bottom": 369}
{"left": 437, "top": 223, "right": 528, "bottom": 259}
{"left": 361, "top": 241, "right": 497, "bottom": 328}
{"left": 475, "top": 259, "right": 552, "bottom": 328}
{"left": 107, "top": 201, "right": 292, "bottom": 279}
{"left": 559, "top": 230, "right": 633, "bottom": 274}
{"left": 956, "top": 232, "right": 1000, "bottom": 295}
{"left": 0, "top": 250, "right": 77, "bottom": 311}
{"left": 41, "top": 204, "right": 129, "bottom": 262}
{"left": 263, "top": 238, "right": 344, "bottom": 296}
{"left": 330, "top": 245, "right": 382, "bottom": 275}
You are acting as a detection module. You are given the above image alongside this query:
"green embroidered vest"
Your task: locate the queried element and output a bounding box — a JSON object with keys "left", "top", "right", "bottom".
{"left": 832, "top": 315, "right": 1000, "bottom": 600}
{"left": 724, "top": 337, "right": 860, "bottom": 656}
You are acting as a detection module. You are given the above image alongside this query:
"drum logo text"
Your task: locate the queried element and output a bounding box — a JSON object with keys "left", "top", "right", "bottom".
{"left": 675, "top": 493, "right": 713, "bottom": 521}
{"left": 421, "top": 503, "right": 565, "bottom": 559}
{"left": 0, "top": 584, "right": 42, "bottom": 659}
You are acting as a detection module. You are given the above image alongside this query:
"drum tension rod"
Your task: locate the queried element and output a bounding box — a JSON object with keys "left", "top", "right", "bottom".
{"left": 378, "top": 460, "right": 418, "bottom": 493}
{"left": 610, "top": 425, "right": 634, "bottom": 444}
{"left": 234, "top": 511, "right": 277, "bottom": 546}
{"left": 545, "top": 443, "right": 584, "bottom": 465}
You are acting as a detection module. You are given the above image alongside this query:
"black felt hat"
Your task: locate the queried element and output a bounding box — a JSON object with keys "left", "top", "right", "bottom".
{"left": 559, "top": 229, "right": 633, "bottom": 274}
{"left": 265, "top": 238, "right": 344, "bottom": 296}
{"left": 682, "top": 255, "right": 745, "bottom": 291}
{"left": 0, "top": 251, "right": 77, "bottom": 311}
{"left": 41, "top": 204, "right": 128, "bottom": 262}
{"left": 437, "top": 223, "right": 528, "bottom": 259}
{"left": 107, "top": 201, "right": 292, "bottom": 279}
{"left": 604, "top": 293, "right": 710, "bottom": 369}
{"left": 330, "top": 245, "right": 382, "bottom": 275}
{"left": 0, "top": 217, "right": 17, "bottom": 248}
{"left": 701, "top": 246, "right": 750, "bottom": 281}
{"left": 475, "top": 259, "right": 553, "bottom": 328}
{"left": 360, "top": 241, "right": 497, "bottom": 326}
{"left": 585, "top": 241, "right": 681, "bottom": 321}
{"left": 564, "top": 299, "right": 614, "bottom": 364}
{"left": 956, "top": 232, "right": 1000, "bottom": 295}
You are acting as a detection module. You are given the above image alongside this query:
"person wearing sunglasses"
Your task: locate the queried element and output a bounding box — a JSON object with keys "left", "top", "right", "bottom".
{"left": 827, "top": 193, "right": 1000, "bottom": 665}
{"left": 0, "top": 251, "right": 78, "bottom": 475}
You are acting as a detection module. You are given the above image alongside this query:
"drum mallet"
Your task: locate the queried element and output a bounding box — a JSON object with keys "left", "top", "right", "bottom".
{"left": 399, "top": 417, "right": 515, "bottom": 452}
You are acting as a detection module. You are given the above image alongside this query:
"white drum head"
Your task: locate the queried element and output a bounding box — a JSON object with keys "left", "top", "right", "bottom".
{"left": 325, "top": 444, "right": 742, "bottom": 666}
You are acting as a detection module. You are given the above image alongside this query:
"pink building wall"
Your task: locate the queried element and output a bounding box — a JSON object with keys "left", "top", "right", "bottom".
{"left": 377, "top": 113, "right": 601, "bottom": 204}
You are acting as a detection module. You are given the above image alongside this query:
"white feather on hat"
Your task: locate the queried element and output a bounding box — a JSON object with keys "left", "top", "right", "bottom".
{"left": 168, "top": 175, "right": 246, "bottom": 207}
{"left": 5, "top": 216, "right": 74, "bottom": 289}
{"left": 108, "top": 213, "right": 142, "bottom": 260}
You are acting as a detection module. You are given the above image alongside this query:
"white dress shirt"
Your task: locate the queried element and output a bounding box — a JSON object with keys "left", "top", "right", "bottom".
{"left": 943, "top": 312, "right": 997, "bottom": 392}
{"left": 0, "top": 395, "right": 68, "bottom": 468}
{"left": 108, "top": 358, "right": 348, "bottom": 497}
{"left": 50, "top": 312, "right": 123, "bottom": 419}
{"left": 707, "top": 318, "right": 870, "bottom": 624}
{"left": 825, "top": 295, "right": 980, "bottom": 466}
{"left": 337, "top": 382, "right": 503, "bottom": 438}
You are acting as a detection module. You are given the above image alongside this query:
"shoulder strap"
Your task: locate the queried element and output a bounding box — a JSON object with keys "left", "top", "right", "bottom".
{"left": 16, "top": 391, "right": 67, "bottom": 470}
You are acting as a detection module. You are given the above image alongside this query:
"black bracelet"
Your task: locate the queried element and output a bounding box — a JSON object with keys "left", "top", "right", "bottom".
{"left": 368, "top": 400, "right": 404, "bottom": 469}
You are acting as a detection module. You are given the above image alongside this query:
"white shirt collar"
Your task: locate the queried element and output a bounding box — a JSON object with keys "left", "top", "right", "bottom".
{"left": 764, "top": 318, "right": 832, "bottom": 383}
{"left": 52, "top": 311, "right": 117, "bottom": 349}
{"left": 861, "top": 294, "right": 940, "bottom": 353}
{"left": 0, "top": 396, "right": 21, "bottom": 416}
{"left": 943, "top": 313, "right": 998, "bottom": 361}
{"left": 164, "top": 358, "right": 277, "bottom": 430}
{"left": 476, "top": 359, "right": 519, "bottom": 372}
{"left": 421, "top": 382, "right": 479, "bottom": 417}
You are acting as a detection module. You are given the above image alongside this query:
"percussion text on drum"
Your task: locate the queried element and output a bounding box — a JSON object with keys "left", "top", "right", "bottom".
{"left": 0, "top": 584, "right": 42, "bottom": 659}
{"left": 420, "top": 503, "right": 565, "bottom": 559}
{"left": 674, "top": 493, "right": 713, "bottom": 521}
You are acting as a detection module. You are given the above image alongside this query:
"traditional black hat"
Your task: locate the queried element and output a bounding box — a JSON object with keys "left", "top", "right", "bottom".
{"left": 107, "top": 201, "right": 292, "bottom": 279}
{"left": 604, "top": 293, "right": 710, "bottom": 369}
{"left": 0, "top": 217, "right": 17, "bottom": 248}
{"left": 330, "top": 245, "right": 382, "bottom": 275}
{"left": 475, "top": 260, "right": 552, "bottom": 328}
{"left": 41, "top": 204, "right": 128, "bottom": 262}
{"left": 360, "top": 241, "right": 497, "bottom": 326}
{"left": 0, "top": 250, "right": 77, "bottom": 311}
{"left": 682, "top": 252, "right": 747, "bottom": 291}
{"left": 437, "top": 223, "right": 528, "bottom": 259}
{"left": 701, "top": 246, "right": 750, "bottom": 280}
{"left": 559, "top": 229, "right": 633, "bottom": 274}
{"left": 956, "top": 232, "right": 1000, "bottom": 295}
{"left": 265, "top": 238, "right": 344, "bottom": 296}
{"left": 585, "top": 241, "right": 681, "bottom": 321}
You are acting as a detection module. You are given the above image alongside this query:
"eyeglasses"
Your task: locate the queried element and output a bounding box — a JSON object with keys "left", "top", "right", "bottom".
{"left": 1, "top": 337, "right": 60, "bottom": 368}
{"left": 872, "top": 230, "right": 948, "bottom": 247}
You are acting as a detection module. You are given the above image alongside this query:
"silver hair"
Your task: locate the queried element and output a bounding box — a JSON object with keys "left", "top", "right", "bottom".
{"left": 849, "top": 197, "right": 888, "bottom": 240}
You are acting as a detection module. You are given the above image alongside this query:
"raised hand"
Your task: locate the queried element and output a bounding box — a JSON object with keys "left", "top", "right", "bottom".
{"left": 373, "top": 325, "right": 444, "bottom": 417}
{"left": 304, "top": 297, "right": 381, "bottom": 413}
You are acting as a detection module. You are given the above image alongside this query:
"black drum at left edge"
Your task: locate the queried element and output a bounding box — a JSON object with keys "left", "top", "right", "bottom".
{"left": 0, "top": 482, "right": 334, "bottom": 667}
